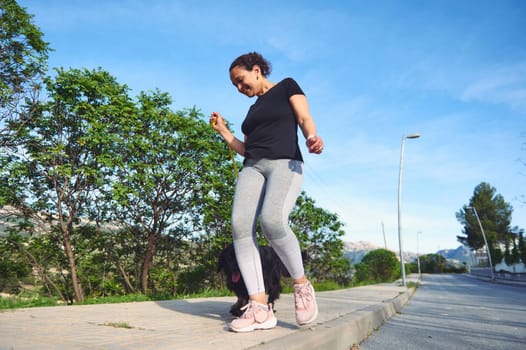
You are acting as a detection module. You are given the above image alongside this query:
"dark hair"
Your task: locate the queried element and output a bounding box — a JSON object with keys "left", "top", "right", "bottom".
{"left": 229, "top": 52, "right": 272, "bottom": 77}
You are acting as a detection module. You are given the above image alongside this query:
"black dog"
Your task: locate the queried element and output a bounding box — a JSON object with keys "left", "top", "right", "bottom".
{"left": 217, "top": 243, "right": 289, "bottom": 316}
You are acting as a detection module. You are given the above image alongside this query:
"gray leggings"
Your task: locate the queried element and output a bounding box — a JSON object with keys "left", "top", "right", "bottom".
{"left": 232, "top": 158, "right": 305, "bottom": 297}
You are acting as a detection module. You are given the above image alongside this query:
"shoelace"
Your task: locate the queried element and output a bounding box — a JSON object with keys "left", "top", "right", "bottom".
{"left": 239, "top": 301, "right": 266, "bottom": 318}
{"left": 239, "top": 302, "right": 254, "bottom": 319}
{"left": 295, "top": 284, "right": 312, "bottom": 309}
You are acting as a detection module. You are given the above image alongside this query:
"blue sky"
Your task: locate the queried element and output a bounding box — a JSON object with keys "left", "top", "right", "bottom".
{"left": 19, "top": 0, "right": 526, "bottom": 254}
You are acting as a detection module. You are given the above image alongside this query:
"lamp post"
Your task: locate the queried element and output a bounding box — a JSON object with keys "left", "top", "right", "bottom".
{"left": 417, "top": 231, "right": 422, "bottom": 279}
{"left": 397, "top": 133, "right": 420, "bottom": 287}
{"left": 466, "top": 206, "right": 494, "bottom": 280}
{"left": 382, "top": 221, "right": 387, "bottom": 250}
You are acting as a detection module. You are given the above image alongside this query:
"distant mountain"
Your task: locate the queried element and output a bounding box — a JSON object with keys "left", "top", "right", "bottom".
{"left": 343, "top": 241, "right": 466, "bottom": 265}
{"left": 436, "top": 245, "right": 471, "bottom": 264}
{"left": 344, "top": 241, "right": 417, "bottom": 264}
{"left": 344, "top": 241, "right": 383, "bottom": 264}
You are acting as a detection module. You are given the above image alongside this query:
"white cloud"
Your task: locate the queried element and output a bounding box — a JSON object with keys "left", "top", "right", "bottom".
{"left": 461, "top": 62, "right": 526, "bottom": 113}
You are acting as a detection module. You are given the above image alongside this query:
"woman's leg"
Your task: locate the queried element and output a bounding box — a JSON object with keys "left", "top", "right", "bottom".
{"left": 231, "top": 162, "right": 267, "bottom": 304}
{"left": 258, "top": 159, "right": 305, "bottom": 279}
{"left": 229, "top": 161, "right": 278, "bottom": 332}
{"left": 258, "top": 159, "right": 318, "bottom": 325}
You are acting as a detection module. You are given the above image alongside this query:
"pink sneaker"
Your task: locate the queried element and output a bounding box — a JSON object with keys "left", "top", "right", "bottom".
{"left": 229, "top": 301, "right": 277, "bottom": 333}
{"left": 294, "top": 280, "right": 318, "bottom": 325}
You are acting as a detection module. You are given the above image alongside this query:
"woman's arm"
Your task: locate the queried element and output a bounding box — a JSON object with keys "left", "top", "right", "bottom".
{"left": 210, "top": 112, "right": 246, "bottom": 156}
{"left": 290, "top": 94, "right": 324, "bottom": 154}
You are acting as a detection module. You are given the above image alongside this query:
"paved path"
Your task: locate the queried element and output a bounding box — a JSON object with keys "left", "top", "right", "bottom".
{"left": 360, "top": 274, "right": 526, "bottom": 350}
{"left": 0, "top": 276, "right": 419, "bottom": 350}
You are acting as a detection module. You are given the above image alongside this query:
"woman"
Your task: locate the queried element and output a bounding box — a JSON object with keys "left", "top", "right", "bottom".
{"left": 210, "top": 52, "right": 324, "bottom": 333}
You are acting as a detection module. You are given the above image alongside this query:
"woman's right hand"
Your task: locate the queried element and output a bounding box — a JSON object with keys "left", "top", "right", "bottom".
{"left": 209, "top": 112, "right": 226, "bottom": 132}
{"left": 209, "top": 111, "right": 245, "bottom": 156}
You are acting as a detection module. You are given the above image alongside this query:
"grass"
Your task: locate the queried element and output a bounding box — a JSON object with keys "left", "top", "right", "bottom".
{"left": 0, "top": 280, "right": 351, "bottom": 310}
{"left": 81, "top": 293, "right": 154, "bottom": 305}
{"left": 0, "top": 296, "right": 59, "bottom": 309}
{"left": 406, "top": 281, "right": 419, "bottom": 289}
{"left": 103, "top": 321, "right": 133, "bottom": 329}
{"left": 0, "top": 288, "right": 238, "bottom": 310}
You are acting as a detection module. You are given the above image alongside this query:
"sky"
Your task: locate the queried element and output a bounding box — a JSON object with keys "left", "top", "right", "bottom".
{"left": 17, "top": 0, "right": 526, "bottom": 254}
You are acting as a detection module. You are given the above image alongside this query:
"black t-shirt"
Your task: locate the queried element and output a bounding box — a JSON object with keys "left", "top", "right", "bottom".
{"left": 241, "top": 78, "right": 304, "bottom": 162}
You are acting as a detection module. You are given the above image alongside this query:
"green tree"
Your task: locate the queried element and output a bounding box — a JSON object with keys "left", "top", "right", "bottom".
{"left": 518, "top": 231, "right": 526, "bottom": 266}
{"left": 511, "top": 237, "right": 520, "bottom": 268}
{"left": 521, "top": 132, "right": 525, "bottom": 205}
{"left": 71, "top": 224, "right": 137, "bottom": 297}
{"left": 0, "top": 233, "right": 32, "bottom": 294}
{"left": 456, "top": 182, "right": 513, "bottom": 264}
{"left": 506, "top": 227, "right": 523, "bottom": 271}
{"left": 5, "top": 67, "right": 135, "bottom": 302}
{"left": 354, "top": 249, "right": 399, "bottom": 283}
{"left": 419, "top": 254, "right": 446, "bottom": 273}
{"left": 171, "top": 118, "right": 240, "bottom": 294}
{"left": 0, "top": 0, "right": 50, "bottom": 148}
{"left": 198, "top": 125, "right": 240, "bottom": 290}
{"left": 106, "top": 90, "right": 232, "bottom": 294}
{"left": 504, "top": 239, "right": 513, "bottom": 266}
{"left": 289, "top": 192, "right": 352, "bottom": 285}
{"left": 0, "top": 213, "right": 71, "bottom": 301}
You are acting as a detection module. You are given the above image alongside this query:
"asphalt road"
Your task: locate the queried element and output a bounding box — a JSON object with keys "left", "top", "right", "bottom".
{"left": 359, "top": 274, "right": 526, "bottom": 350}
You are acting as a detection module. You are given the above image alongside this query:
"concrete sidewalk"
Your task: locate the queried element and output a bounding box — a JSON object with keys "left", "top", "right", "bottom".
{"left": 0, "top": 276, "right": 419, "bottom": 350}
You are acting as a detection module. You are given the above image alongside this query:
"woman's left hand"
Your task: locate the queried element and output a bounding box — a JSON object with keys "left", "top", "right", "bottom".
{"left": 306, "top": 135, "right": 324, "bottom": 154}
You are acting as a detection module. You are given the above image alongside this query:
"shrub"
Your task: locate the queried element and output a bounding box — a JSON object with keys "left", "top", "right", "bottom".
{"left": 353, "top": 249, "right": 399, "bottom": 283}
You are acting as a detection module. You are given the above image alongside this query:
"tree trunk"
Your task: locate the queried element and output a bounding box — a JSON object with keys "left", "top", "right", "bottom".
{"left": 110, "top": 252, "right": 135, "bottom": 293}
{"left": 140, "top": 231, "right": 157, "bottom": 294}
{"left": 18, "top": 243, "right": 67, "bottom": 302}
{"left": 63, "top": 231, "right": 84, "bottom": 303}
{"left": 56, "top": 200, "right": 84, "bottom": 303}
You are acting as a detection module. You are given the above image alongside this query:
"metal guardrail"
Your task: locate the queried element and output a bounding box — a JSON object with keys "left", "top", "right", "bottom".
{"left": 470, "top": 267, "right": 526, "bottom": 283}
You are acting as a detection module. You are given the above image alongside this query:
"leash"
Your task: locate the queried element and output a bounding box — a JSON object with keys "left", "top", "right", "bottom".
{"left": 210, "top": 117, "right": 238, "bottom": 177}
{"left": 227, "top": 146, "right": 239, "bottom": 177}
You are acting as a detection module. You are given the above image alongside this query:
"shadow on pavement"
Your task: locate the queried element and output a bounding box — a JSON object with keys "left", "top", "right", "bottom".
{"left": 154, "top": 298, "right": 300, "bottom": 330}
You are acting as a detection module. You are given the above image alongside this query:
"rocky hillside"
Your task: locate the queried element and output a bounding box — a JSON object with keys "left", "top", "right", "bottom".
{"left": 343, "top": 241, "right": 467, "bottom": 265}
{"left": 436, "top": 245, "right": 471, "bottom": 264}
{"left": 344, "top": 241, "right": 418, "bottom": 264}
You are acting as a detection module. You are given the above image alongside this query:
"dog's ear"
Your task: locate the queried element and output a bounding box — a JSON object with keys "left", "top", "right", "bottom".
{"left": 217, "top": 243, "right": 234, "bottom": 272}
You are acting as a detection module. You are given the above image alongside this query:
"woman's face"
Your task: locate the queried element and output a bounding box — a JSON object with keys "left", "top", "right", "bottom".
{"left": 230, "top": 65, "right": 259, "bottom": 97}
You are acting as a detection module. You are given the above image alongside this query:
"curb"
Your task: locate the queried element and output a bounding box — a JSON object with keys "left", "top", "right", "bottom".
{"left": 250, "top": 287, "right": 416, "bottom": 350}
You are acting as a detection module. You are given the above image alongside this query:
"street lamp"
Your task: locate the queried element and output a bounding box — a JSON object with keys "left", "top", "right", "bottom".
{"left": 397, "top": 133, "right": 420, "bottom": 287}
{"left": 466, "top": 206, "right": 494, "bottom": 280}
{"left": 417, "top": 231, "right": 422, "bottom": 279}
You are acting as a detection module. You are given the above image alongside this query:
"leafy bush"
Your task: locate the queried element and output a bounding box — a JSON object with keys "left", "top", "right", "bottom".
{"left": 353, "top": 249, "right": 400, "bottom": 283}
{"left": 176, "top": 266, "right": 208, "bottom": 295}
